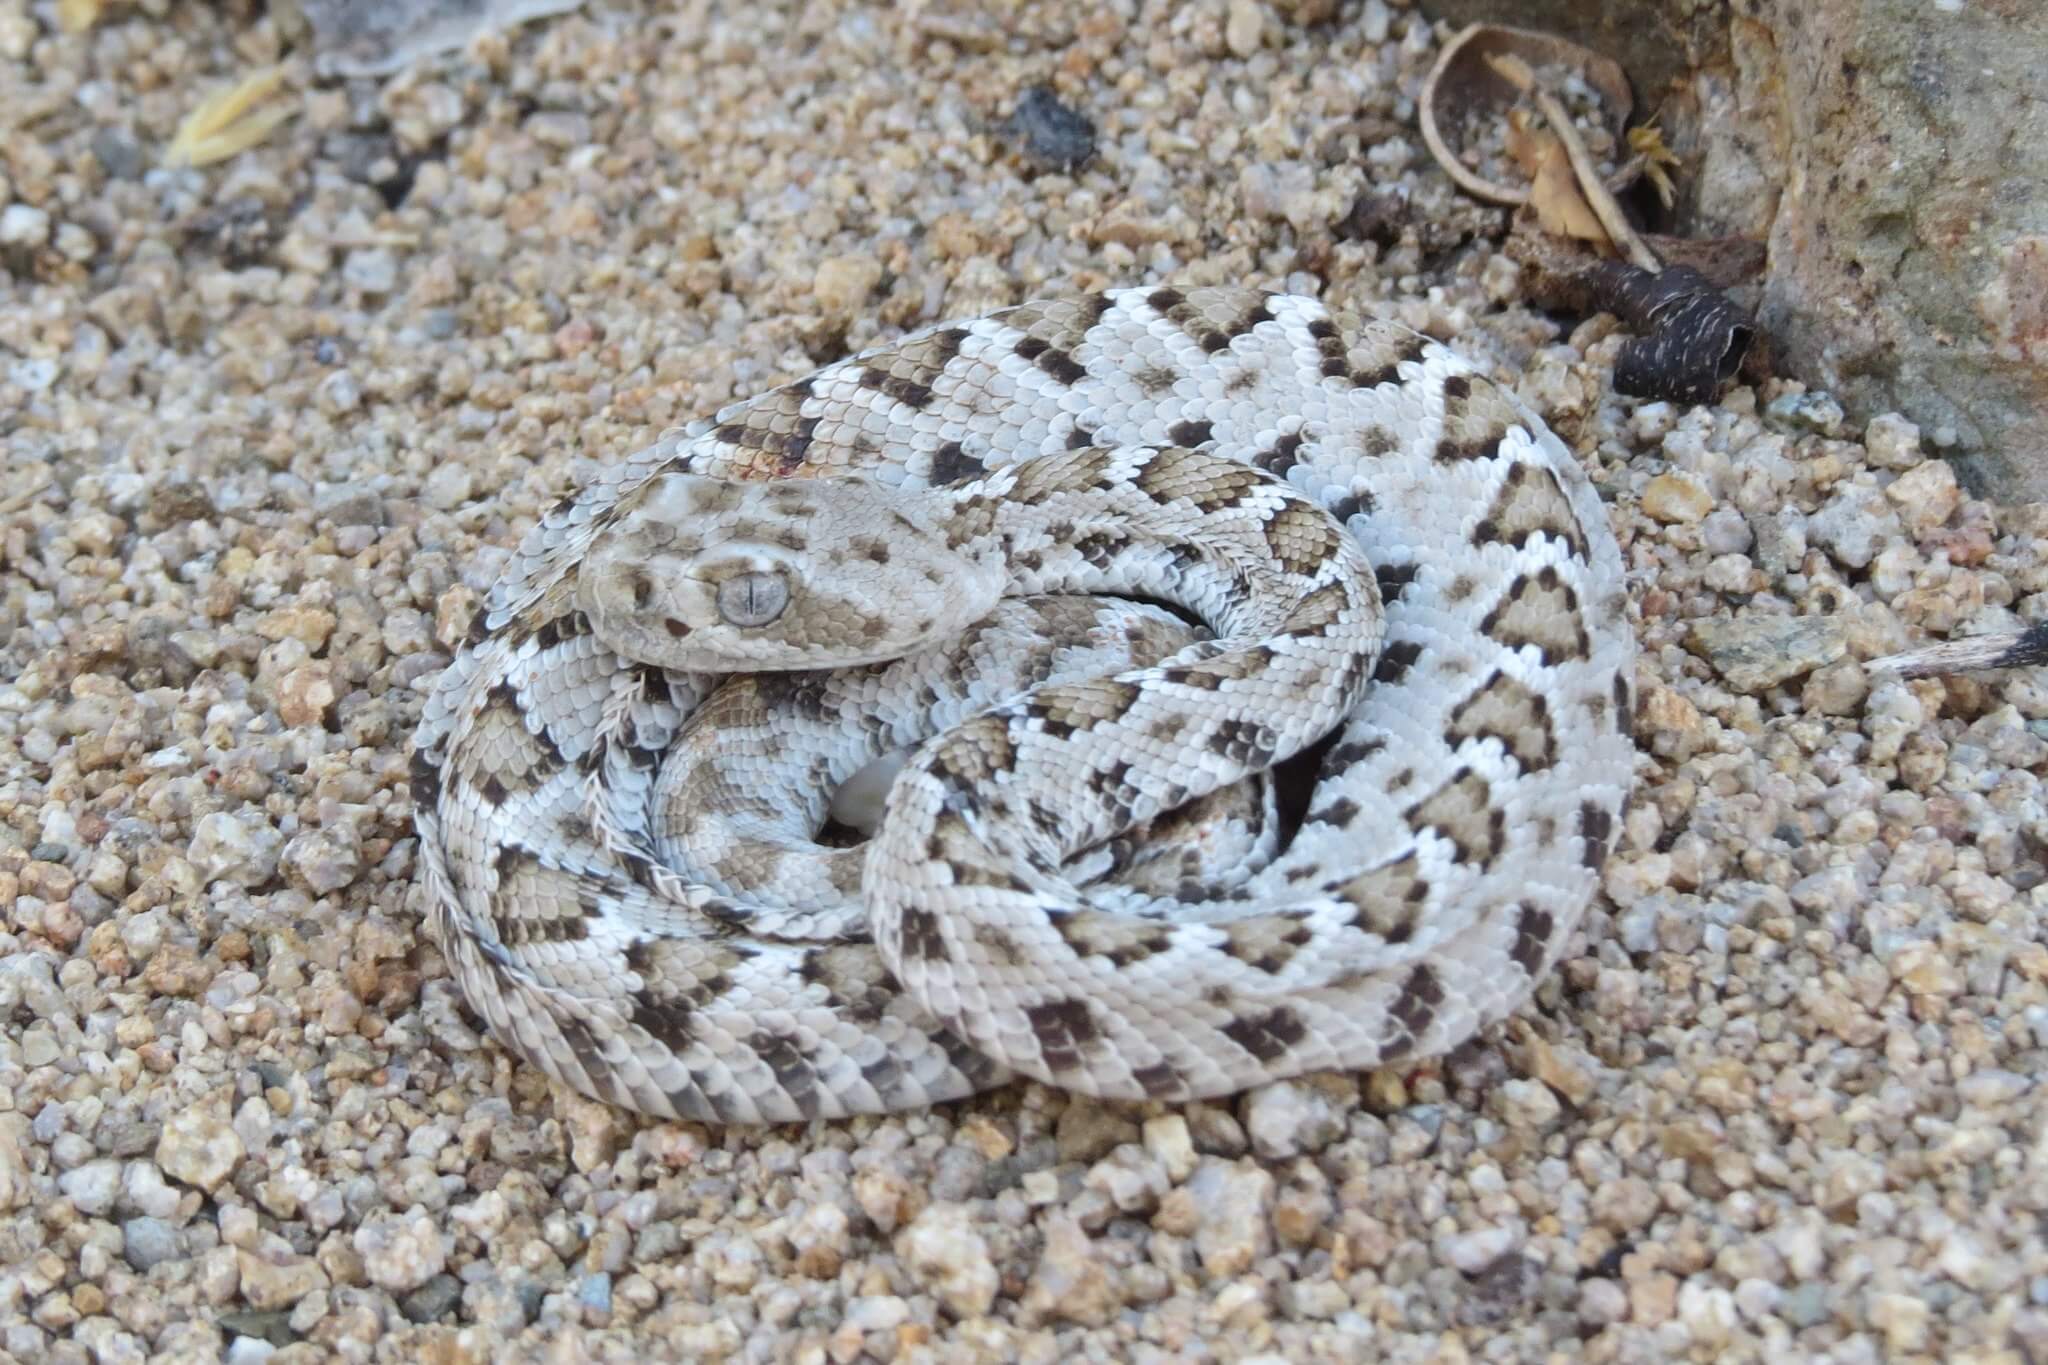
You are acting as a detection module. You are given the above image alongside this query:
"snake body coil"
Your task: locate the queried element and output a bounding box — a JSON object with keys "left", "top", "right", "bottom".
{"left": 410, "top": 288, "right": 1637, "bottom": 1124}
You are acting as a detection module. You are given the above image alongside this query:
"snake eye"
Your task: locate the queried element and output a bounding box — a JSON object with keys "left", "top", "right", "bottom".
{"left": 716, "top": 571, "right": 789, "bottom": 628}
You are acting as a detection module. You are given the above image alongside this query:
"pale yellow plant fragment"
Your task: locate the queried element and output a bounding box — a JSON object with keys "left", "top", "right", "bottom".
{"left": 58, "top": 0, "right": 107, "bottom": 33}
{"left": 164, "top": 66, "right": 298, "bottom": 169}
{"left": 1628, "top": 123, "right": 1682, "bottom": 209}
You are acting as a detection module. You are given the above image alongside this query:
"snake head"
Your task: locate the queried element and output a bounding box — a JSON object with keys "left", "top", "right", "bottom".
{"left": 577, "top": 471, "right": 1006, "bottom": 671}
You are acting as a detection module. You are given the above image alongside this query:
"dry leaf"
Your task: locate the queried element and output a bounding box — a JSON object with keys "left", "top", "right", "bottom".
{"left": 165, "top": 66, "right": 298, "bottom": 169}
{"left": 1530, "top": 145, "right": 1611, "bottom": 248}
{"left": 1507, "top": 120, "right": 1611, "bottom": 250}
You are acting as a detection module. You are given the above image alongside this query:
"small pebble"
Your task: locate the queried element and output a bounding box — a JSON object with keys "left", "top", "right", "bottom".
{"left": 236, "top": 1248, "right": 329, "bottom": 1311}
{"left": 1864, "top": 412, "right": 1923, "bottom": 468}
{"left": 1002, "top": 85, "right": 1097, "bottom": 171}
{"left": 1225, "top": 0, "right": 1267, "bottom": 57}
{"left": 895, "top": 1206, "right": 997, "bottom": 1317}
{"left": 0, "top": 202, "right": 50, "bottom": 246}
{"left": 1641, "top": 471, "right": 1714, "bottom": 524}
{"left": 353, "top": 1210, "right": 449, "bottom": 1293}
{"left": 58, "top": 1160, "right": 122, "bottom": 1216}
{"left": 1809, "top": 482, "right": 1899, "bottom": 568}
{"left": 1243, "top": 1080, "right": 1344, "bottom": 1157}
{"left": 812, "top": 255, "right": 883, "bottom": 315}
{"left": 402, "top": 1273, "right": 463, "bottom": 1323}
{"left": 122, "top": 1218, "right": 181, "bottom": 1272}
{"left": 156, "top": 1100, "right": 245, "bottom": 1194}
{"left": 8, "top": 357, "right": 58, "bottom": 391}
{"left": 1883, "top": 458, "right": 1961, "bottom": 534}
{"left": 1022, "top": 1214, "right": 1124, "bottom": 1326}
{"left": 342, "top": 248, "right": 399, "bottom": 296}
{"left": 1765, "top": 387, "right": 1846, "bottom": 435}
{"left": 1186, "top": 1161, "right": 1274, "bottom": 1277}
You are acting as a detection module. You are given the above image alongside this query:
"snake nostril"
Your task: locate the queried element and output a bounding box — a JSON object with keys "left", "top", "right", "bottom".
{"left": 631, "top": 572, "right": 654, "bottom": 610}
{"left": 664, "top": 618, "right": 691, "bottom": 639}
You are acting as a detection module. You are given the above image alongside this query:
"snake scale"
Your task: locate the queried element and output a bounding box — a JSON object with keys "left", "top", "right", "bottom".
{"left": 410, "top": 287, "right": 1637, "bottom": 1124}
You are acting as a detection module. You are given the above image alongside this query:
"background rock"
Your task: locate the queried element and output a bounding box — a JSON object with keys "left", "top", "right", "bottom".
{"left": 1429, "top": 0, "right": 2048, "bottom": 500}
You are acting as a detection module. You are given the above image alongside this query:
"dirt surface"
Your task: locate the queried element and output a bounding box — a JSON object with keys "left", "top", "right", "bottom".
{"left": 1, "top": 2, "right": 2044, "bottom": 1361}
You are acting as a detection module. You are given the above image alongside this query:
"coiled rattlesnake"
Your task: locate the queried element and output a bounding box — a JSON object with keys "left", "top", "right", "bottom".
{"left": 410, "top": 287, "right": 1637, "bottom": 1123}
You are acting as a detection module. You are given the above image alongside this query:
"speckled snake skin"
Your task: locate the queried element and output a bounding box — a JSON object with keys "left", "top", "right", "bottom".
{"left": 409, "top": 287, "right": 1637, "bottom": 1124}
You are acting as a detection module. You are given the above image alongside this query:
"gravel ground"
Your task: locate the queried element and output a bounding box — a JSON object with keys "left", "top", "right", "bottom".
{"left": 2, "top": 1, "right": 2046, "bottom": 1362}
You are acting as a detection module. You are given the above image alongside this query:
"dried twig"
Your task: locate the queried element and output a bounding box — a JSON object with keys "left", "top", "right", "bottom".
{"left": 1867, "top": 625, "right": 2048, "bottom": 679}
{"left": 164, "top": 65, "right": 297, "bottom": 169}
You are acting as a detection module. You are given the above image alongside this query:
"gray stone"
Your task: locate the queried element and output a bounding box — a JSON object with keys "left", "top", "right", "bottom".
{"left": 58, "top": 1160, "right": 122, "bottom": 1216}
{"left": 315, "top": 484, "right": 388, "bottom": 527}
{"left": 122, "top": 1217, "right": 181, "bottom": 1272}
{"left": 893, "top": 1205, "right": 997, "bottom": 1318}
{"left": 1185, "top": 1159, "right": 1275, "bottom": 1277}
{"left": 1780, "top": 1281, "right": 1832, "bottom": 1328}
{"left": 1687, "top": 615, "right": 1849, "bottom": 693}
{"left": 354, "top": 1209, "right": 449, "bottom": 1292}
{"left": 1807, "top": 482, "right": 1899, "bottom": 570}
{"left": 0, "top": 203, "right": 50, "bottom": 246}
{"left": 1002, "top": 85, "right": 1097, "bottom": 172}
{"left": 188, "top": 812, "right": 283, "bottom": 889}
{"left": 90, "top": 129, "right": 147, "bottom": 179}
{"left": 402, "top": 1274, "right": 463, "bottom": 1322}
{"left": 300, "top": 0, "right": 589, "bottom": 77}
{"left": 340, "top": 249, "right": 398, "bottom": 296}
{"left": 1243, "top": 1080, "right": 1346, "bottom": 1158}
